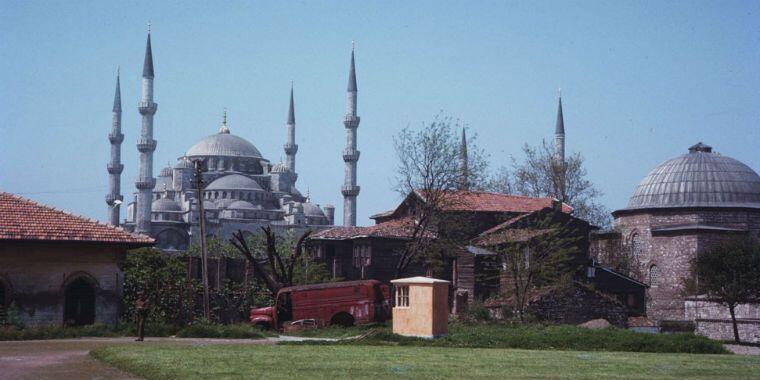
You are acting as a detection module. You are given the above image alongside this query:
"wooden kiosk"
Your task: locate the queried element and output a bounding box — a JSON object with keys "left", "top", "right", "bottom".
{"left": 390, "top": 276, "right": 450, "bottom": 338}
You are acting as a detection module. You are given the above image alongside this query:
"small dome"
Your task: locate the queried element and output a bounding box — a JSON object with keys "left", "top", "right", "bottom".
{"left": 206, "top": 174, "right": 263, "bottom": 191}
{"left": 271, "top": 162, "right": 290, "bottom": 173}
{"left": 228, "top": 200, "right": 259, "bottom": 210}
{"left": 302, "top": 202, "right": 326, "bottom": 217}
{"left": 152, "top": 198, "right": 182, "bottom": 212}
{"left": 202, "top": 200, "right": 217, "bottom": 209}
{"left": 159, "top": 166, "right": 173, "bottom": 177}
{"left": 186, "top": 132, "right": 263, "bottom": 159}
{"left": 175, "top": 158, "right": 193, "bottom": 169}
{"left": 625, "top": 143, "right": 760, "bottom": 211}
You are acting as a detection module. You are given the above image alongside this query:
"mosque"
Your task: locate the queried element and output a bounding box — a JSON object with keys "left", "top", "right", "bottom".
{"left": 106, "top": 29, "right": 362, "bottom": 250}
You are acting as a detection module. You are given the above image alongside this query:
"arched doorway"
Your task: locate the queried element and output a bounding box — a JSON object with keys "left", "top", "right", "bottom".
{"left": 64, "top": 277, "right": 96, "bottom": 326}
{"left": 0, "top": 280, "right": 6, "bottom": 321}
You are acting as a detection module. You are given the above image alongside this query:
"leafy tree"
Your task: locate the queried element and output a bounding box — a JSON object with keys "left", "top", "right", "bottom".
{"left": 686, "top": 236, "right": 760, "bottom": 342}
{"left": 122, "top": 248, "right": 189, "bottom": 324}
{"left": 488, "top": 141, "right": 611, "bottom": 228}
{"left": 392, "top": 114, "right": 489, "bottom": 276}
{"left": 490, "top": 215, "right": 584, "bottom": 321}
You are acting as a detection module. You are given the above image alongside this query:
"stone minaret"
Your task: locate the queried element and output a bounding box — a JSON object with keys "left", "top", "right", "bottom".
{"left": 135, "top": 26, "right": 158, "bottom": 234}
{"left": 554, "top": 91, "right": 566, "bottom": 201}
{"left": 341, "top": 44, "right": 361, "bottom": 227}
{"left": 459, "top": 128, "right": 469, "bottom": 190}
{"left": 284, "top": 84, "right": 298, "bottom": 175}
{"left": 106, "top": 68, "right": 124, "bottom": 226}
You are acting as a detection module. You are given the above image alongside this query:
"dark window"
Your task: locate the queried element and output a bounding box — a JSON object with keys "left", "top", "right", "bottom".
{"left": 649, "top": 265, "right": 659, "bottom": 286}
{"left": 64, "top": 278, "right": 96, "bottom": 326}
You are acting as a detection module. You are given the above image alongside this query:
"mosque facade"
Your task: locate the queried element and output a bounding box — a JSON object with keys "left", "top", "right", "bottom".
{"left": 107, "top": 29, "right": 362, "bottom": 250}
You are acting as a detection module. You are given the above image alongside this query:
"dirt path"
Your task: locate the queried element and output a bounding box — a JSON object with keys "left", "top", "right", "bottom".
{"left": 0, "top": 337, "right": 275, "bottom": 380}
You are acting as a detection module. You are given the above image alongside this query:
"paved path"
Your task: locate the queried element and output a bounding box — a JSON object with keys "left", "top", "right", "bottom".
{"left": 724, "top": 344, "right": 760, "bottom": 355}
{"left": 0, "top": 337, "right": 276, "bottom": 380}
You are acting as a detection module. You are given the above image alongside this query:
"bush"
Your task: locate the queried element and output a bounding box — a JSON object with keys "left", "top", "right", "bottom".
{"left": 288, "top": 323, "right": 729, "bottom": 354}
{"left": 0, "top": 323, "right": 121, "bottom": 341}
{"left": 176, "top": 321, "right": 268, "bottom": 339}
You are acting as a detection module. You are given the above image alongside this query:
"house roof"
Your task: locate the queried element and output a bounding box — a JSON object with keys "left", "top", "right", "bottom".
{"left": 0, "top": 192, "right": 154, "bottom": 246}
{"left": 310, "top": 217, "right": 434, "bottom": 241}
{"left": 472, "top": 228, "right": 554, "bottom": 246}
{"left": 420, "top": 190, "right": 572, "bottom": 213}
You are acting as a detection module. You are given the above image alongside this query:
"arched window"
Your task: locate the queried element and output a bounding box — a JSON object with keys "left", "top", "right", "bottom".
{"left": 631, "top": 232, "right": 643, "bottom": 263}
{"left": 64, "top": 277, "right": 96, "bottom": 326}
{"left": 649, "top": 265, "right": 659, "bottom": 286}
{"left": 222, "top": 191, "right": 227, "bottom": 199}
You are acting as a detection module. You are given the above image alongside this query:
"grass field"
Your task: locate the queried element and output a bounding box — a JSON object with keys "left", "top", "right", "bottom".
{"left": 91, "top": 344, "right": 760, "bottom": 379}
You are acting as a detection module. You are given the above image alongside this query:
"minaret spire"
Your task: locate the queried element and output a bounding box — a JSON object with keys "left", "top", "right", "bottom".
{"left": 553, "top": 89, "right": 566, "bottom": 201}
{"left": 341, "top": 42, "right": 361, "bottom": 226}
{"left": 106, "top": 67, "right": 124, "bottom": 225}
{"left": 459, "top": 128, "right": 469, "bottom": 190}
{"left": 135, "top": 25, "right": 158, "bottom": 234}
{"left": 284, "top": 83, "right": 298, "bottom": 175}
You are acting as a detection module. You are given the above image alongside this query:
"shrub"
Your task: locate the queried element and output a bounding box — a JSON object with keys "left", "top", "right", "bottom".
{"left": 176, "top": 321, "right": 267, "bottom": 339}
{"left": 0, "top": 323, "right": 121, "bottom": 341}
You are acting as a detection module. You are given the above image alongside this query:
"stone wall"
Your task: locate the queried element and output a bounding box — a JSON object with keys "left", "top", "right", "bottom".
{"left": 685, "top": 298, "right": 760, "bottom": 343}
{"left": 527, "top": 284, "right": 628, "bottom": 327}
{"left": 0, "top": 242, "right": 126, "bottom": 326}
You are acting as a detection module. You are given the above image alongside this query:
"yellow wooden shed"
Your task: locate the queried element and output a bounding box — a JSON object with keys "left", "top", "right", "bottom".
{"left": 390, "top": 276, "right": 450, "bottom": 338}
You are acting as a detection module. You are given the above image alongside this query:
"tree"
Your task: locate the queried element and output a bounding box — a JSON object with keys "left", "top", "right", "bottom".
{"left": 687, "top": 236, "right": 760, "bottom": 343}
{"left": 492, "top": 214, "right": 584, "bottom": 321}
{"left": 392, "top": 114, "right": 488, "bottom": 277}
{"left": 488, "top": 140, "right": 611, "bottom": 228}
{"left": 229, "top": 227, "right": 328, "bottom": 295}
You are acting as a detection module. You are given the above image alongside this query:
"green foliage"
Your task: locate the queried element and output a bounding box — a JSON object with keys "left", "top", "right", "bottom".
{"left": 175, "top": 320, "right": 269, "bottom": 339}
{"left": 123, "top": 248, "right": 189, "bottom": 324}
{"left": 0, "top": 323, "right": 121, "bottom": 341}
{"left": 462, "top": 302, "right": 492, "bottom": 322}
{"left": 289, "top": 323, "right": 728, "bottom": 354}
{"left": 1, "top": 302, "right": 25, "bottom": 329}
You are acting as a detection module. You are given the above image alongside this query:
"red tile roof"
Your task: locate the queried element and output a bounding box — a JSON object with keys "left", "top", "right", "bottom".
{"left": 423, "top": 190, "right": 572, "bottom": 213}
{"left": 0, "top": 192, "right": 154, "bottom": 245}
{"left": 311, "top": 217, "right": 435, "bottom": 240}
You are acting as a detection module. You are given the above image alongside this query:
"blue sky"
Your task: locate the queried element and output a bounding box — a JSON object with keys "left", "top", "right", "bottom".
{"left": 1, "top": 1, "right": 759, "bottom": 226}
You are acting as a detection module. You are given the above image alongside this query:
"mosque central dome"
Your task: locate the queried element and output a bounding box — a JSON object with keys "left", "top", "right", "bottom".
{"left": 624, "top": 143, "right": 760, "bottom": 211}
{"left": 185, "top": 131, "right": 263, "bottom": 159}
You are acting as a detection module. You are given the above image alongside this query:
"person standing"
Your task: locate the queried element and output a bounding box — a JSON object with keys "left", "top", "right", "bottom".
{"left": 134, "top": 291, "right": 148, "bottom": 342}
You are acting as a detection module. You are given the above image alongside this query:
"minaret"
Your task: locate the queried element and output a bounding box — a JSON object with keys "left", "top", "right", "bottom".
{"left": 459, "top": 128, "right": 469, "bottom": 190}
{"left": 135, "top": 24, "right": 158, "bottom": 234}
{"left": 284, "top": 83, "right": 298, "bottom": 176}
{"left": 341, "top": 43, "right": 361, "bottom": 227}
{"left": 554, "top": 90, "right": 566, "bottom": 201}
{"left": 106, "top": 67, "right": 124, "bottom": 226}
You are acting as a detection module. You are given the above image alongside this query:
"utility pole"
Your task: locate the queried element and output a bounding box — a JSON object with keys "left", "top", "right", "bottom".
{"left": 193, "top": 160, "right": 210, "bottom": 320}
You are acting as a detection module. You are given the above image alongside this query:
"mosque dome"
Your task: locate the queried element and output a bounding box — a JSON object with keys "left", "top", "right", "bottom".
{"left": 159, "top": 166, "right": 173, "bottom": 177}
{"left": 206, "top": 174, "right": 263, "bottom": 191}
{"left": 624, "top": 143, "right": 760, "bottom": 211}
{"left": 152, "top": 197, "right": 182, "bottom": 212}
{"left": 174, "top": 158, "right": 193, "bottom": 169}
{"left": 186, "top": 132, "right": 263, "bottom": 159}
{"left": 302, "top": 202, "right": 326, "bottom": 217}
{"left": 228, "top": 200, "right": 260, "bottom": 210}
{"left": 271, "top": 162, "right": 290, "bottom": 173}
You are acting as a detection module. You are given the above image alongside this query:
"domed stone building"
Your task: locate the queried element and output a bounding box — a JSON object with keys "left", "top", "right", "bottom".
{"left": 592, "top": 142, "right": 760, "bottom": 325}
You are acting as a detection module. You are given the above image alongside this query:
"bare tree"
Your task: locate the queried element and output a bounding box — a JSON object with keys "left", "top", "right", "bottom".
{"left": 392, "top": 114, "right": 488, "bottom": 277}
{"left": 488, "top": 140, "right": 611, "bottom": 228}
{"left": 229, "top": 227, "right": 312, "bottom": 295}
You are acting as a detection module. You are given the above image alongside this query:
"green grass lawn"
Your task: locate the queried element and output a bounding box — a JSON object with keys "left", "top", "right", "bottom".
{"left": 92, "top": 344, "right": 760, "bottom": 380}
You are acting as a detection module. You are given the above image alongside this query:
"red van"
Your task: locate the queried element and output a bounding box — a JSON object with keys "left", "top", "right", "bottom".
{"left": 250, "top": 280, "right": 391, "bottom": 330}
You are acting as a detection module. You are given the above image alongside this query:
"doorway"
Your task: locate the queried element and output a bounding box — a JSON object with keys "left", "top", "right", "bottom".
{"left": 64, "top": 277, "right": 96, "bottom": 326}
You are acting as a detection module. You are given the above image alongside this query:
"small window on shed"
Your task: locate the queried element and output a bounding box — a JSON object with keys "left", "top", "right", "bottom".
{"left": 649, "top": 265, "right": 659, "bottom": 287}
{"left": 396, "top": 285, "right": 409, "bottom": 307}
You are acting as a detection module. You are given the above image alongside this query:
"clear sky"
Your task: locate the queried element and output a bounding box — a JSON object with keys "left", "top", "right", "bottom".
{"left": 1, "top": 1, "right": 758, "bottom": 226}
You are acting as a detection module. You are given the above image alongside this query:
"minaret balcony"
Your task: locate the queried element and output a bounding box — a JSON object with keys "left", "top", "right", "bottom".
{"left": 136, "top": 138, "right": 157, "bottom": 153}
{"left": 344, "top": 115, "right": 360, "bottom": 128}
{"left": 107, "top": 163, "right": 124, "bottom": 174}
{"left": 108, "top": 132, "right": 124, "bottom": 144}
{"left": 341, "top": 185, "right": 361, "bottom": 197}
{"left": 284, "top": 143, "right": 298, "bottom": 155}
{"left": 105, "top": 194, "right": 123, "bottom": 205}
{"left": 342, "top": 149, "right": 360, "bottom": 162}
{"left": 135, "top": 178, "right": 156, "bottom": 190}
{"left": 138, "top": 101, "right": 158, "bottom": 115}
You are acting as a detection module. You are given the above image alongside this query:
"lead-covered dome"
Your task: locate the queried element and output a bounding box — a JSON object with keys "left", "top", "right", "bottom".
{"left": 625, "top": 143, "right": 760, "bottom": 210}
{"left": 206, "top": 174, "right": 263, "bottom": 191}
{"left": 186, "top": 131, "right": 263, "bottom": 159}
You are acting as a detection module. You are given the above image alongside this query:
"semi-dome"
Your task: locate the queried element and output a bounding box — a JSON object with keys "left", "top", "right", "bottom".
{"left": 159, "top": 166, "right": 173, "bottom": 177}
{"left": 206, "top": 174, "right": 263, "bottom": 191}
{"left": 228, "top": 200, "right": 260, "bottom": 210}
{"left": 174, "top": 158, "right": 193, "bottom": 169}
{"left": 186, "top": 131, "right": 263, "bottom": 159}
{"left": 271, "top": 162, "right": 290, "bottom": 173}
{"left": 152, "top": 197, "right": 182, "bottom": 212}
{"left": 624, "top": 143, "right": 760, "bottom": 211}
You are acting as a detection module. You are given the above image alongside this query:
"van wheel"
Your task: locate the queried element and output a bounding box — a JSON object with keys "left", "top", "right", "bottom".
{"left": 330, "top": 312, "right": 355, "bottom": 327}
